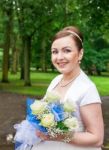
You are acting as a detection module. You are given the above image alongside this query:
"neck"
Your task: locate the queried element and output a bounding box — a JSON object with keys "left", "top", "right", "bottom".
{"left": 62, "top": 67, "right": 81, "bottom": 81}
{"left": 59, "top": 67, "right": 81, "bottom": 88}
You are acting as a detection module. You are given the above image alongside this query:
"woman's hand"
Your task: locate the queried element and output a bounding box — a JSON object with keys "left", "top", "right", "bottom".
{"left": 36, "top": 130, "right": 50, "bottom": 141}
{"left": 36, "top": 130, "right": 65, "bottom": 142}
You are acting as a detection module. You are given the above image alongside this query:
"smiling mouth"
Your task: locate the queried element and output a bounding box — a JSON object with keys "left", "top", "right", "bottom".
{"left": 57, "top": 62, "right": 68, "bottom": 67}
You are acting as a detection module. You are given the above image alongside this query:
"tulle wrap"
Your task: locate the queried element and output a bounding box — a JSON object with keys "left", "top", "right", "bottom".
{"left": 14, "top": 98, "right": 44, "bottom": 150}
{"left": 14, "top": 98, "right": 66, "bottom": 150}
{"left": 14, "top": 120, "right": 41, "bottom": 150}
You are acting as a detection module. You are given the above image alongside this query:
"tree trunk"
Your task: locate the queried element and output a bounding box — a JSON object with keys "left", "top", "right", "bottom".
{"left": 2, "top": 10, "right": 12, "bottom": 82}
{"left": 96, "top": 68, "right": 101, "bottom": 76}
{"left": 20, "top": 36, "right": 25, "bottom": 80}
{"left": 24, "top": 36, "right": 31, "bottom": 86}
{"left": 41, "top": 37, "right": 47, "bottom": 72}
{"left": 87, "top": 68, "right": 93, "bottom": 75}
{"left": 11, "top": 34, "right": 19, "bottom": 74}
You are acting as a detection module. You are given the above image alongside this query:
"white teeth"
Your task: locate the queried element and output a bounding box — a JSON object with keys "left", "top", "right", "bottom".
{"left": 57, "top": 62, "right": 67, "bottom": 67}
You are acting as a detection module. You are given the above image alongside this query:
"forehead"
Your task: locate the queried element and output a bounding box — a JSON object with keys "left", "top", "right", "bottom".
{"left": 51, "top": 36, "right": 76, "bottom": 48}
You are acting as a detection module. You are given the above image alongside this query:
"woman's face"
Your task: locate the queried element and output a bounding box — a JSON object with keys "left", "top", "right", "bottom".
{"left": 51, "top": 36, "right": 83, "bottom": 75}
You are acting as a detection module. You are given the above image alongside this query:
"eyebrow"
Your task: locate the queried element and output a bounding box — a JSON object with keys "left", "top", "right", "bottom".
{"left": 51, "top": 46, "right": 72, "bottom": 50}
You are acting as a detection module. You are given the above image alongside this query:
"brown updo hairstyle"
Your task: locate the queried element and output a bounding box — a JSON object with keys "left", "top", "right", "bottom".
{"left": 52, "top": 26, "right": 83, "bottom": 51}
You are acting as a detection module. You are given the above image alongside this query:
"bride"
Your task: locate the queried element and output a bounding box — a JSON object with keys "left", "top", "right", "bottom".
{"left": 31, "top": 26, "right": 104, "bottom": 150}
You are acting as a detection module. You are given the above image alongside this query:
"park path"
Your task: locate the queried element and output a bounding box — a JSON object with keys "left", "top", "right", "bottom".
{"left": 0, "top": 91, "right": 109, "bottom": 150}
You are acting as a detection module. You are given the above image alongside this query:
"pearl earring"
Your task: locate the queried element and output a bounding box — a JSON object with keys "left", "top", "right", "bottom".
{"left": 78, "top": 60, "right": 81, "bottom": 64}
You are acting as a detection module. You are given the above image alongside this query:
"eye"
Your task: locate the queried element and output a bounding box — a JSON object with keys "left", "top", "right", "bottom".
{"left": 64, "top": 48, "right": 71, "bottom": 53}
{"left": 51, "top": 49, "right": 58, "bottom": 54}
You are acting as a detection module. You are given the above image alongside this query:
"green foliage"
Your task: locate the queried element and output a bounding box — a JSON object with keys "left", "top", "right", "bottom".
{"left": 0, "top": 0, "right": 109, "bottom": 82}
{"left": 56, "top": 121, "right": 68, "bottom": 131}
{"left": 0, "top": 48, "right": 3, "bottom": 68}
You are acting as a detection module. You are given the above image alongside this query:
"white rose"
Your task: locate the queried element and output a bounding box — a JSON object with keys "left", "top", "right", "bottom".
{"left": 44, "top": 91, "right": 60, "bottom": 103}
{"left": 64, "top": 117, "right": 79, "bottom": 131}
{"left": 30, "top": 100, "right": 47, "bottom": 115}
{"left": 63, "top": 100, "right": 76, "bottom": 112}
{"left": 41, "top": 113, "right": 55, "bottom": 128}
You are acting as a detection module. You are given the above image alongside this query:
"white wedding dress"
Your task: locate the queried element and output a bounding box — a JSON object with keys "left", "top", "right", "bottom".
{"left": 32, "top": 70, "right": 102, "bottom": 150}
{"left": 32, "top": 140, "right": 101, "bottom": 150}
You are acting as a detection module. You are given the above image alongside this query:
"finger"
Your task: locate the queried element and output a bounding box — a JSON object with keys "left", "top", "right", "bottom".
{"left": 36, "top": 130, "right": 41, "bottom": 136}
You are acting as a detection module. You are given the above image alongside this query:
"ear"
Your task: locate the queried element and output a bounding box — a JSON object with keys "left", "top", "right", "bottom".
{"left": 79, "top": 48, "right": 84, "bottom": 61}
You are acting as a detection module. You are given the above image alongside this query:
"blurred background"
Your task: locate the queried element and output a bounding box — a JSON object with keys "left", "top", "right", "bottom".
{"left": 0, "top": 0, "right": 109, "bottom": 149}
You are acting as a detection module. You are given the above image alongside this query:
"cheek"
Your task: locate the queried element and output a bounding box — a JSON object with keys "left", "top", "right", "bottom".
{"left": 69, "top": 53, "right": 79, "bottom": 62}
{"left": 51, "top": 55, "right": 56, "bottom": 64}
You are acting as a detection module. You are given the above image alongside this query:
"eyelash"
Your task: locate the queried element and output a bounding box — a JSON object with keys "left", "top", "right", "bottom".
{"left": 51, "top": 50, "right": 58, "bottom": 54}
{"left": 64, "top": 49, "right": 71, "bottom": 53}
{"left": 51, "top": 49, "right": 71, "bottom": 54}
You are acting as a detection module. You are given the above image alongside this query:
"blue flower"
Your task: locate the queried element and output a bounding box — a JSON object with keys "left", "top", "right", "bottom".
{"left": 49, "top": 103, "right": 65, "bottom": 122}
{"left": 26, "top": 97, "right": 35, "bottom": 115}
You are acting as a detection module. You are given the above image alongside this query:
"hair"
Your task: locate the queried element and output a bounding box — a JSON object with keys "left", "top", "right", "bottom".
{"left": 52, "top": 26, "right": 83, "bottom": 51}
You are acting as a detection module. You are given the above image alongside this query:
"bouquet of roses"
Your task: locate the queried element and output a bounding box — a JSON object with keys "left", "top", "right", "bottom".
{"left": 14, "top": 91, "right": 79, "bottom": 150}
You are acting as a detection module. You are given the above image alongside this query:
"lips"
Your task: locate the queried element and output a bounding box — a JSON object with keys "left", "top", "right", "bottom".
{"left": 57, "top": 62, "right": 68, "bottom": 68}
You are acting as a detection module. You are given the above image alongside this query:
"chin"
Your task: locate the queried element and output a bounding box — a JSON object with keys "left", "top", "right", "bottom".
{"left": 55, "top": 65, "right": 72, "bottom": 74}
{"left": 57, "top": 69, "right": 70, "bottom": 74}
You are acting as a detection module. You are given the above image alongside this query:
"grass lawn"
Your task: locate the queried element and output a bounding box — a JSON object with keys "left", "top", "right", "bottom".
{"left": 0, "top": 71, "right": 109, "bottom": 96}
{"left": 90, "top": 76, "right": 109, "bottom": 96}
{"left": 0, "top": 71, "right": 58, "bottom": 96}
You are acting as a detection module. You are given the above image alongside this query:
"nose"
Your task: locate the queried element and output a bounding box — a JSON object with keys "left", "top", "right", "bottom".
{"left": 57, "top": 52, "right": 64, "bottom": 60}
